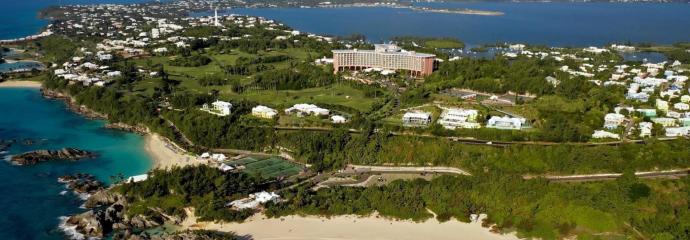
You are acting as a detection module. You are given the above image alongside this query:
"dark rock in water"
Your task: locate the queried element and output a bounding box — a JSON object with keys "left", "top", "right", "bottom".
{"left": 58, "top": 173, "right": 104, "bottom": 194}
{"left": 65, "top": 190, "right": 166, "bottom": 239}
{"left": 10, "top": 148, "right": 96, "bottom": 165}
{"left": 22, "top": 139, "right": 35, "bottom": 146}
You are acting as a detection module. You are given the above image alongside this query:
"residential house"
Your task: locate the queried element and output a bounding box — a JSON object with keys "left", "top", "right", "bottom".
{"left": 604, "top": 113, "right": 625, "bottom": 130}
{"left": 402, "top": 112, "right": 432, "bottom": 127}
{"left": 486, "top": 116, "right": 525, "bottom": 130}
{"left": 285, "top": 104, "right": 330, "bottom": 116}
{"left": 592, "top": 130, "right": 620, "bottom": 140}
{"left": 251, "top": 105, "right": 278, "bottom": 119}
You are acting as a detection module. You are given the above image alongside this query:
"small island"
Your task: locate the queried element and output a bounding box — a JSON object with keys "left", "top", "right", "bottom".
{"left": 11, "top": 148, "right": 96, "bottom": 165}
{"left": 411, "top": 6, "right": 505, "bottom": 16}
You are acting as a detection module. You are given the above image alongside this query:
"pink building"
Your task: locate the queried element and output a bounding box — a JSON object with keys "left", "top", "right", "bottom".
{"left": 332, "top": 44, "right": 436, "bottom": 77}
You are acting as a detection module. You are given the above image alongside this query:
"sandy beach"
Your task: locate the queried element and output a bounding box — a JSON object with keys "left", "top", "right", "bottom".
{"left": 0, "top": 80, "right": 42, "bottom": 88}
{"left": 144, "top": 134, "right": 199, "bottom": 169}
{"left": 181, "top": 210, "right": 519, "bottom": 240}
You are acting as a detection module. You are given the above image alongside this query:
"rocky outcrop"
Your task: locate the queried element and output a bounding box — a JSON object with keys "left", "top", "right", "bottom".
{"left": 58, "top": 173, "right": 104, "bottom": 195}
{"left": 66, "top": 202, "right": 127, "bottom": 238}
{"left": 105, "top": 122, "right": 150, "bottom": 135}
{"left": 64, "top": 190, "right": 184, "bottom": 239}
{"left": 10, "top": 148, "right": 95, "bottom": 165}
{"left": 114, "top": 230, "right": 241, "bottom": 240}
{"left": 84, "top": 190, "right": 125, "bottom": 208}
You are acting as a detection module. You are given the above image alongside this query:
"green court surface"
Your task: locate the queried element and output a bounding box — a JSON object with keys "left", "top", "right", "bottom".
{"left": 229, "top": 156, "right": 303, "bottom": 179}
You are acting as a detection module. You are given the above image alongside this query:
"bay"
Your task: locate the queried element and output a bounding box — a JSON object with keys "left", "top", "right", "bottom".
{"left": 0, "top": 88, "right": 151, "bottom": 239}
{"left": 227, "top": 3, "right": 690, "bottom": 46}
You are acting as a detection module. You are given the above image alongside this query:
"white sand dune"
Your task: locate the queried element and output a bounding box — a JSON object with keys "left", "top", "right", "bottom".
{"left": 144, "top": 134, "right": 200, "bottom": 169}
{"left": 181, "top": 210, "right": 519, "bottom": 240}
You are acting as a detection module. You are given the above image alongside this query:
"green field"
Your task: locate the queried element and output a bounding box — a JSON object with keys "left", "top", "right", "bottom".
{"left": 229, "top": 156, "right": 303, "bottom": 179}
{"left": 129, "top": 47, "right": 379, "bottom": 114}
{"left": 423, "top": 39, "right": 464, "bottom": 49}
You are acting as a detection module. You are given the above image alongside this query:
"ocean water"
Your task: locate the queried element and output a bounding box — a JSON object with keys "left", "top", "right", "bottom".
{"left": 0, "top": 88, "right": 151, "bottom": 239}
{"left": 0, "top": 0, "right": 149, "bottom": 40}
{"left": 227, "top": 3, "right": 690, "bottom": 46}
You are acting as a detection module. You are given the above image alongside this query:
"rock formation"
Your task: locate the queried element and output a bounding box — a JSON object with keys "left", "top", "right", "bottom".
{"left": 10, "top": 148, "right": 95, "bottom": 165}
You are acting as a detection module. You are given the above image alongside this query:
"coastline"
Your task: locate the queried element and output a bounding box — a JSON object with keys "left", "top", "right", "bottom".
{"left": 0, "top": 80, "right": 42, "bottom": 88}
{"left": 180, "top": 210, "right": 520, "bottom": 240}
{"left": 144, "top": 133, "right": 198, "bottom": 169}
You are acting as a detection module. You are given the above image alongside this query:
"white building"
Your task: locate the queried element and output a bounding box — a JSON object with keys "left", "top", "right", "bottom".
{"left": 252, "top": 105, "right": 278, "bottom": 119}
{"left": 126, "top": 174, "right": 149, "bottom": 183}
{"left": 639, "top": 122, "right": 653, "bottom": 137}
{"left": 592, "top": 130, "right": 620, "bottom": 140}
{"left": 665, "top": 127, "right": 690, "bottom": 137}
{"left": 402, "top": 112, "right": 432, "bottom": 126}
{"left": 229, "top": 191, "right": 281, "bottom": 210}
{"left": 330, "top": 115, "right": 347, "bottom": 124}
{"left": 652, "top": 117, "right": 677, "bottom": 127}
{"left": 674, "top": 103, "right": 690, "bottom": 111}
{"left": 656, "top": 99, "right": 669, "bottom": 112}
{"left": 486, "top": 116, "right": 525, "bottom": 130}
{"left": 210, "top": 100, "right": 232, "bottom": 116}
{"left": 437, "top": 108, "right": 480, "bottom": 129}
{"left": 603, "top": 113, "right": 625, "bottom": 130}
{"left": 285, "top": 104, "right": 330, "bottom": 116}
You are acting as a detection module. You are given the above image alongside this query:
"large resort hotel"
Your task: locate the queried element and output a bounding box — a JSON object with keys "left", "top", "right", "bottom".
{"left": 332, "top": 44, "right": 436, "bottom": 77}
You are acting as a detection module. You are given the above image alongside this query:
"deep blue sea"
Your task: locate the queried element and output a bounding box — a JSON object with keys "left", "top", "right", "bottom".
{"left": 0, "top": 88, "right": 151, "bottom": 239}
{"left": 227, "top": 2, "right": 690, "bottom": 46}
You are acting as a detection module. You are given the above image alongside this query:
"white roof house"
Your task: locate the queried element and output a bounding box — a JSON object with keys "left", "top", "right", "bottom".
{"left": 330, "top": 115, "right": 347, "bottom": 124}
{"left": 486, "top": 116, "right": 525, "bottom": 130}
{"left": 639, "top": 122, "right": 653, "bottom": 137}
{"left": 126, "top": 174, "right": 149, "bottom": 183}
{"left": 674, "top": 103, "right": 689, "bottom": 111}
{"left": 211, "top": 100, "right": 232, "bottom": 116}
{"left": 592, "top": 130, "right": 620, "bottom": 140}
{"left": 604, "top": 113, "right": 625, "bottom": 130}
{"left": 665, "top": 127, "right": 690, "bottom": 137}
{"left": 437, "top": 108, "right": 480, "bottom": 129}
{"left": 652, "top": 117, "right": 677, "bottom": 127}
{"left": 285, "top": 104, "right": 330, "bottom": 116}
{"left": 402, "top": 112, "right": 432, "bottom": 127}
{"left": 656, "top": 99, "right": 669, "bottom": 112}
{"left": 218, "top": 163, "right": 234, "bottom": 172}
{"left": 252, "top": 105, "right": 278, "bottom": 119}
{"left": 229, "top": 191, "right": 281, "bottom": 210}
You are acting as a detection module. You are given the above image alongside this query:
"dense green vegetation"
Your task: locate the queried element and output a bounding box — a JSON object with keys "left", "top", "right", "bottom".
{"left": 268, "top": 174, "right": 690, "bottom": 239}
{"left": 36, "top": 36, "right": 77, "bottom": 63}
{"left": 279, "top": 128, "right": 690, "bottom": 174}
{"left": 117, "top": 166, "right": 263, "bottom": 222}
{"left": 169, "top": 54, "right": 212, "bottom": 67}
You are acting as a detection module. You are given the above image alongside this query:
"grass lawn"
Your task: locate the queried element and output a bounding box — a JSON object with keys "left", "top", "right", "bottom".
{"left": 229, "top": 156, "right": 303, "bottom": 179}
{"left": 424, "top": 39, "right": 464, "bottom": 49}
{"left": 222, "top": 84, "right": 380, "bottom": 112}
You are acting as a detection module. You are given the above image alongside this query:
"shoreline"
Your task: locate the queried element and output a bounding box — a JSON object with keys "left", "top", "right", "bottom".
{"left": 180, "top": 211, "right": 520, "bottom": 240}
{"left": 0, "top": 80, "right": 42, "bottom": 88}
{"left": 144, "top": 133, "right": 199, "bottom": 169}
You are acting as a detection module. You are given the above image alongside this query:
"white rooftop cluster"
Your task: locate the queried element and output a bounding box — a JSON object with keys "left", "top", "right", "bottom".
{"left": 228, "top": 191, "right": 281, "bottom": 210}
{"left": 285, "top": 103, "right": 330, "bottom": 116}
{"left": 437, "top": 108, "right": 480, "bottom": 129}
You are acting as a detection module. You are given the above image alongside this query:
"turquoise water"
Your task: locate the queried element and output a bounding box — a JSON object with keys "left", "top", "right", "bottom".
{"left": 227, "top": 3, "right": 690, "bottom": 46}
{"left": 0, "top": 88, "right": 151, "bottom": 239}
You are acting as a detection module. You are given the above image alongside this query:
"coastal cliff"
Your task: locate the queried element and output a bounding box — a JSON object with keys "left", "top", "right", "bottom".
{"left": 41, "top": 89, "right": 150, "bottom": 135}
